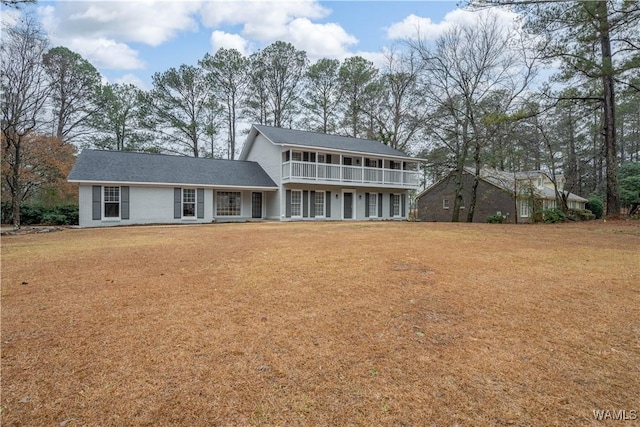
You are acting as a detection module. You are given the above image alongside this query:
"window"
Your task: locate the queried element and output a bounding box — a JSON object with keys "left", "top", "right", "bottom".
{"left": 182, "top": 188, "right": 196, "bottom": 217}
{"left": 368, "top": 193, "right": 378, "bottom": 217}
{"left": 315, "top": 191, "right": 325, "bottom": 217}
{"left": 393, "top": 194, "right": 401, "bottom": 216}
{"left": 365, "top": 158, "right": 380, "bottom": 168}
{"left": 292, "top": 151, "right": 302, "bottom": 161}
{"left": 291, "top": 190, "right": 302, "bottom": 217}
{"left": 519, "top": 200, "right": 530, "bottom": 217}
{"left": 104, "top": 186, "right": 120, "bottom": 218}
{"left": 544, "top": 199, "right": 556, "bottom": 210}
{"left": 318, "top": 154, "right": 325, "bottom": 163}
{"left": 217, "top": 192, "right": 241, "bottom": 216}
{"left": 442, "top": 199, "right": 450, "bottom": 209}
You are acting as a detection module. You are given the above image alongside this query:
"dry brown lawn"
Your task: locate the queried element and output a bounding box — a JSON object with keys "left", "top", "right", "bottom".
{"left": 1, "top": 221, "right": 638, "bottom": 426}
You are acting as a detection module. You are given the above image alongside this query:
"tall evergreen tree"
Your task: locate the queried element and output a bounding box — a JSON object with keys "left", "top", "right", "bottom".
{"left": 42, "top": 46, "right": 102, "bottom": 143}
{"left": 301, "top": 58, "right": 342, "bottom": 134}
{"left": 338, "top": 56, "right": 379, "bottom": 138}
{"left": 247, "top": 41, "right": 308, "bottom": 128}
{"left": 89, "top": 83, "right": 151, "bottom": 152}
{"left": 471, "top": 0, "right": 640, "bottom": 215}
{"left": 140, "top": 65, "right": 214, "bottom": 157}
{"left": 200, "top": 48, "right": 250, "bottom": 159}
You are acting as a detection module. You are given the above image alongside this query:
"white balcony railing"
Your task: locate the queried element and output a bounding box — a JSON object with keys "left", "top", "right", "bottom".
{"left": 282, "top": 161, "right": 419, "bottom": 188}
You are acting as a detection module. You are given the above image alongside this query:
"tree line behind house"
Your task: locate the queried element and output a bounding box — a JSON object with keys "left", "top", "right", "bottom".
{"left": 2, "top": 1, "right": 639, "bottom": 228}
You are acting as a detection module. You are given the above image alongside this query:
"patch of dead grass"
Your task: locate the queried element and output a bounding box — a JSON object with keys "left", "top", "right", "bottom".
{"left": 1, "top": 221, "right": 639, "bottom": 426}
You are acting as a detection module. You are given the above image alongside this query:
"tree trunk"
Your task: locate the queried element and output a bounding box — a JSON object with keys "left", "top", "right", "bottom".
{"left": 11, "top": 139, "right": 22, "bottom": 229}
{"left": 597, "top": 1, "right": 620, "bottom": 216}
{"left": 467, "top": 136, "right": 481, "bottom": 223}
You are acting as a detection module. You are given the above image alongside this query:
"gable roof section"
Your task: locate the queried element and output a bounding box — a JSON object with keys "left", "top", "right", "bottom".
{"left": 68, "top": 149, "right": 277, "bottom": 189}
{"left": 416, "top": 167, "right": 587, "bottom": 202}
{"left": 241, "top": 124, "right": 415, "bottom": 160}
{"left": 415, "top": 168, "right": 512, "bottom": 199}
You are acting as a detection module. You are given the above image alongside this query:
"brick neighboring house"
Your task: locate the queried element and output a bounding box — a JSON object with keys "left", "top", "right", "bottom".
{"left": 416, "top": 168, "right": 587, "bottom": 223}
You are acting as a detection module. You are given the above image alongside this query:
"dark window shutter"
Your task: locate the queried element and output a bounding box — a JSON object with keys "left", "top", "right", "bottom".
{"left": 121, "top": 186, "right": 130, "bottom": 220}
{"left": 390, "top": 193, "right": 394, "bottom": 217}
{"left": 310, "top": 191, "right": 316, "bottom": 218}
{"left": 365, "top": 193, "right": 370, "bottom": 217}
{"left": 378, "top": 193, "right": 383, "bottom": 217}
{"left": 174, "top": 188, "right": 181, "bottom": 219}
{"left": 197, "top": 188, "right": 204, "bottom": 218}
{"left": 326, "top": 191, "right": 331, "bottom": 217}
{"left": 285, "top": 190, "right": 292, "bottom": 218}
{"left": 92, "top": 186, "right": 101, "bottom": 220}
{"left": 303, "top": 190, "right": 309, "bottom": 218}
{"left": 401, "top": 193, "right": 407, "bottom": 217}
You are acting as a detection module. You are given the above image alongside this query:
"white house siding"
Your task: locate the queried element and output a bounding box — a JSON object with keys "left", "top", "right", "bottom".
{"left": 78, "top": 185, "right": 267, "bottom": 227}
{"left": 264, "top": 191, "right": 280, "bottom": 220}
{"left": 279, "top": 185, "right": 410, "bottom": 221}
{"left": 244, "top": 134, "right": 282, "bottom": 186}
{"left": 243, "top": 134, "right": 283, "bottom": 219}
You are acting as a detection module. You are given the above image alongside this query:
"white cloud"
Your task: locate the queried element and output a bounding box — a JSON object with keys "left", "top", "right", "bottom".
{"left": 53, "top": 1, "right": 201, "bottom": 46}
{"left": 210, "top": 31, "right": 251, "bottom": 56}
{"left": 65, "top": 37, "right": 145, "bottom": 70}
{"left": 200, "top": 0, "right": 358, "bottom": 60}
{"left": 36, "top": 1, "right": 200, "bottom": 71}
{"left": 387, "top": 7, "right": 520, "bottom": 42}
{"left": 286, "top": 18, "right": 358, "bottom": 61}
{"left": 200, "top": 0, "right": 328, "bottom": 35}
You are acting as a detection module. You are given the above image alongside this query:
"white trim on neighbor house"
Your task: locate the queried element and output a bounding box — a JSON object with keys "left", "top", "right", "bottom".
{"left": 519, "top": 199, "right": 530, "bottom": 218}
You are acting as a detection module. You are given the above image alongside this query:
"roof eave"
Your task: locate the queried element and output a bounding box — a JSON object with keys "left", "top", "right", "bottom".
{"left": 68, "top": 179, "right": 278, "bottom": 191}
{"left": 279, "top": 143, "right": 417, "bottom": 161}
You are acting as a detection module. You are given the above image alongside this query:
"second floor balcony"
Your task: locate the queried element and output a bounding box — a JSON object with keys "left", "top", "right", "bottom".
{"left": 282, "top": 160, "right": 420, "bottom": 188}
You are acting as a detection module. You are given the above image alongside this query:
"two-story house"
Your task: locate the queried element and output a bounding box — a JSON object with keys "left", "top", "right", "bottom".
{"left": 240, "top": 125, "right": 419, "bottom": 221}
{"left": 68, "top": 125, "right": 421, "bottom": 227}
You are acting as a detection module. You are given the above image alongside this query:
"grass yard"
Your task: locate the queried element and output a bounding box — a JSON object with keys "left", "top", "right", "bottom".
{"left": 1, "top": 221, "right": 639, "bottom": 426}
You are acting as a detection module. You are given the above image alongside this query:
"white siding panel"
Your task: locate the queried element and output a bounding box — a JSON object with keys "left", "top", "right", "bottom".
{"left": 244, "top": 134, "right": 282, "bottom": 184}
{"left": 78, "top": 185, "right": 216, "bottom": 227}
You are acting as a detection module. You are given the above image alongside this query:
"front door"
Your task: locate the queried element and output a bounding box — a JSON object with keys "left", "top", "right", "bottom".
{"left": 252, "top": 192, "right": 262, "bottom": 218}
{"left": 343, "top": 192, "right": 353, "bottom": 219}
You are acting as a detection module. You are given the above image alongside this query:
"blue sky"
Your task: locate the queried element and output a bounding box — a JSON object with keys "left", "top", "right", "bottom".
{"left": 12, "top": 1, "right": 517, "bottom": 89}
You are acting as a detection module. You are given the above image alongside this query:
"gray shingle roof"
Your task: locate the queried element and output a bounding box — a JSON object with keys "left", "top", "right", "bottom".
{"left": 253, "top": 124, "right": 415, "bottom": 159}
{"left": 68, "top": 149, "right": 277, "bottom": 188}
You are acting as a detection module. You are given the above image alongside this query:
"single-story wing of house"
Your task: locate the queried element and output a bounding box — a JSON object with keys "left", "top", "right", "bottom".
{"left": 416, "top": 167, "right": 588, "bottom": 223}
{"left": 68, "top": 124, "right": 422, "bottom": 227}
